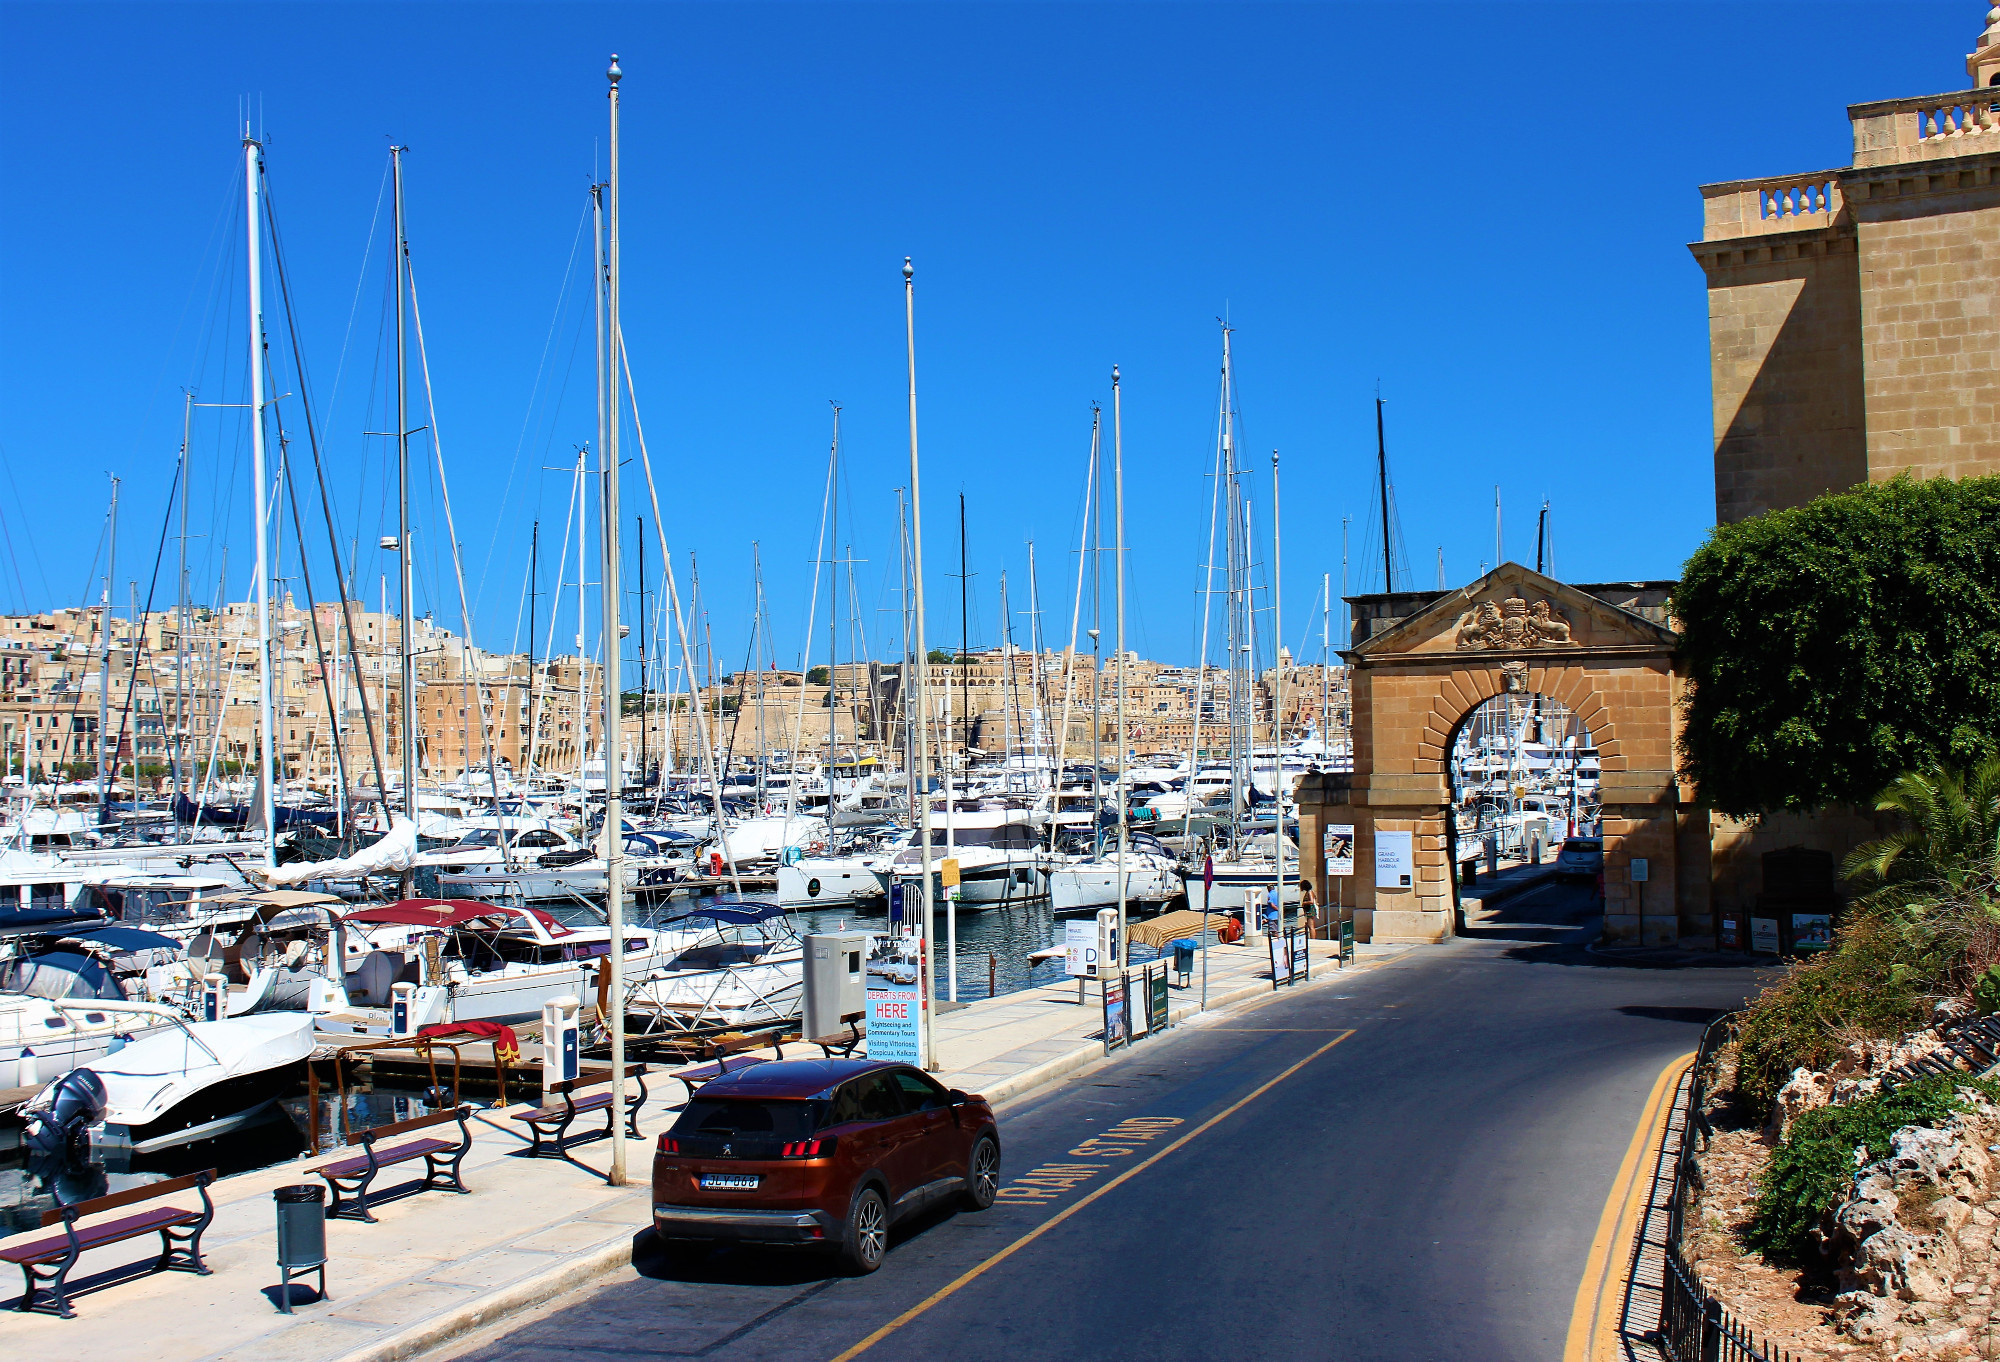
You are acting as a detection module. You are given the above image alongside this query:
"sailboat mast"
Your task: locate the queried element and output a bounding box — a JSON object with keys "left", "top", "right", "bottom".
{"left": 248, "top": 132, "right": 277, "bottom": 866}
{"left": 97, "top": 477, "right": 118, "bottom": 827}
{"left": 1376, "top": 396, "right": 1392, "bottom": 595}
{"left": 828, "top": 405, "right": 841, "bottom": 772}
{"left": 902, "top": 257, "right": 935, "bottom": 1068}
{"left": 391, "top": 145, "right": 417, "bottom": 834}
{"left": 637, "top": 516, "right": 647, "bottom": 789}
{"left": 527, "top": 522, "right": 538, "bottom": 778}
{"left": 1271, "top": 448, "right": 1285, "bottom": 935}
{"left": 174, "top": 395, "right": 192, "bottom": 810}
{"left": 599, "top": 51, "right": 629, "bottom": 1188}
{"left": 1112, "top": 366, "right": 1128, "bottom": 967}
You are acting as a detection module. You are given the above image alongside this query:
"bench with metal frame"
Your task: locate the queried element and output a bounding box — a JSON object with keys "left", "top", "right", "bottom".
{"left": 810, "top": 1010, "right": 867, "bottom": 1059}
{"left": 0, "top": 1169, "right": 216, "bottom": 1318}
{"left": 509, "top": 1066, "right": 649, "bottom": 1158}
{"left": 307, "top": 1105, "right": 474, "bottom": 1223}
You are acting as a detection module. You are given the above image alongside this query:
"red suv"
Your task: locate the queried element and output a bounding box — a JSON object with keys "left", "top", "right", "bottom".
{"left": 652, "top": 1058, "right": 1001, "bottom": 1273}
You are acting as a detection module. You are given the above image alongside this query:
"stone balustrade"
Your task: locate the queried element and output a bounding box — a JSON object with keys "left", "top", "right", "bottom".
{"left": 1850, "top": 87, "right": 2000, "bottom": 167}
{"left": 1699, "top": 171, "right": 1844, "bottom": 240}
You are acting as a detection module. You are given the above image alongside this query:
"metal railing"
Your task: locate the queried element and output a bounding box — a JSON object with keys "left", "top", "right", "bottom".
{"left": 1655, "top": 1013, "right": 1803, "bottom": 1362}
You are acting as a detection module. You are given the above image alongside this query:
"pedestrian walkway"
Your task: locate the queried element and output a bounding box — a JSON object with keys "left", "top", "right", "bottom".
{"left": 0, "top": 936, "right": 1414, "bottom": 1362}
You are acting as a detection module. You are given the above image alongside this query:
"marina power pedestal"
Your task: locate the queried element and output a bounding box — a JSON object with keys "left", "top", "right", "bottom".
{"left": 203, "top": 974, "right": 228, "bottom": 1023}
{"left": 390, "top": 982, "right": 417, "bottom": 1037}
{"left": 803, "top": 932, "right": 869, "bottom": 1040}
{"left": 542, "top": 995, "right": 581, "bottom": 1089}
{"left": 1096, "top": 909, "right": 1120, "bottom": 975}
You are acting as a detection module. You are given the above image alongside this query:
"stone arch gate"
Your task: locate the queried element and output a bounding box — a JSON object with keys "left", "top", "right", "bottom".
{"left": 1297, "top": 564, "right": 1702, "bottom": 947}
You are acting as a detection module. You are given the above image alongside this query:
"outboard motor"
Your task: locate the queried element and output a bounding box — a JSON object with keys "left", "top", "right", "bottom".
{"left": 20, "top": 1068, "right": 107, "bottom": 1156}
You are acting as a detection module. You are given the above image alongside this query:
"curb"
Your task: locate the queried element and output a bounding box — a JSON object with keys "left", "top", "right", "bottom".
{"left": 326, "top": 1229, "right": 640, "bottom": 1362}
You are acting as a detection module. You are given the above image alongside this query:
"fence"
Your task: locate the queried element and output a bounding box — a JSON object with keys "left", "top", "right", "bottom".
{"left": 1655, "top": 1013, "right": 1803, "bottom": 1362}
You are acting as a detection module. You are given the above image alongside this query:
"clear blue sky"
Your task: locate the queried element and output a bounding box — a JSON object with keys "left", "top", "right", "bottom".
{"left": 0, "top": 2, "right": 1976, "bottom": 677}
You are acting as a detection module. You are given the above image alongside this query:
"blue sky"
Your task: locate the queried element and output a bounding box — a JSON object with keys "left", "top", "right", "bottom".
{"left": 0, "top": 1, "right": 1977, "bottom": 677}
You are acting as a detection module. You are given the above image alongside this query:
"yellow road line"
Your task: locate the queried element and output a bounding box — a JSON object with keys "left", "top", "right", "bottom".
{"left": 1562, "top": 1050, "right": 1695, "bottom": 1362}
{"left": 827, "top": 1028, "right": 1357, "bottom": 1362}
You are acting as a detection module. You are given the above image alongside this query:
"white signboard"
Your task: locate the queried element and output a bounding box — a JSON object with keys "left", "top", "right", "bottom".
{"left": 1375, "top": 830, "right": 1414, "bottom": 888}
{"left": 1065, "top": 920, "right": 1098, "bottom": 978}
{"left": 1324, "top": 824, "right": 1355, "bottom": 878}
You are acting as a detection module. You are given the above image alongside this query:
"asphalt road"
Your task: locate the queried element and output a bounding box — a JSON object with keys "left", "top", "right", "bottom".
{"left": 451, "top": 882, "right": 1765, "bottom": 1362}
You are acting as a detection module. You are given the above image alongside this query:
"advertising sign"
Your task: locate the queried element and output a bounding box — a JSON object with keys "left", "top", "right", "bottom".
{"left": 1750, "top": 917, "right": 1780, "bottom": 955}
{"left": 1718, "top": 916, "right": 1740, "bottom": 950}
{"left": 1064, "top": 919, "right": 1098, "bottom": 978}
{"left": 1375, "top": 830, "right": 1414, "bottom": 888}
{"left": 866, "top": 935, "right": 922, "bottom": 1065}
{"left": 1129, "top": 971, "right": 1150, "bottom": 1038}
{"left": 1148, "top": 966, "right": 1169, "bottom": 1033}
{"left": 1290, "top": 928, "right": 1310, "bottom": 983}
{"left": 1102, "top": 974, "right": 1128, "bottom": 1052}
{"left": 1324, "top": 824, "right": 1355, "bottom": 877}
{"left": 1791, "top": 913, "right": 1833, "bottom": 952}
{"left": 1339, "top": 918, "right": 1356, "bottom": 964}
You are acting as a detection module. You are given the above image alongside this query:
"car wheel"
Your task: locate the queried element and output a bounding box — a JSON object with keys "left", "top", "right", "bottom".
{"left": 840, "top": 1186, "right": 889, "bottom": 1274}
{"left": 962, "top": 1134, "right": 1000, "bottom": 1211}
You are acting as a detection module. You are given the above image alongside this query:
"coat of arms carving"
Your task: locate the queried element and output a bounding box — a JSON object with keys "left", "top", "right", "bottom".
{"left": 1455, "top": 596, "right": 1575, "bottom": 651}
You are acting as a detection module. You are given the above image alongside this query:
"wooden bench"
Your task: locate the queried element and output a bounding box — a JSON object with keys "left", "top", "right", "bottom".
{"left": 509, "top": 1066, "right": 648, "bottom": 1158}
{"left": 0, "top": 1169, "right": 215, "bottom": 1318}
{"left": 308, "top": 1106, "right": 473, "bottom": 1223}
{"left": 810, "top": 1011, "right": 867, "bottom": 1059}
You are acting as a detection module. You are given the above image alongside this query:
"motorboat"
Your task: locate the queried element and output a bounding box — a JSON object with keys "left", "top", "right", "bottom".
{"left": 21, "top": 1005, "right": 314, "bottom": 1154}
{"left": 1046, "top": 830, "right": 1182, "bottom": 913}
{"left": 315, "top": 898, "right": 672, "bottom": 1034}
{"left": 1, "top": 926, "right": 184, "bottom": 1086}
{"left": 621, "top": 901, "right": 806, "bottom": 1040}
{"left": 884, "top": 806, "right": 1047, "bottom": 906}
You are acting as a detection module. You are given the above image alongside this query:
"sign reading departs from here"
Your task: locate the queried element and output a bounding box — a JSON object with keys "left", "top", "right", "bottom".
{"left": 1324, "top": 824, "right": 1355, "bottom": 877}
{"left": 1375, "top": 830, "right": 1414, "bottom": 888}
{"left": 866, "top": 945, "right": 922, "bottom": 1064}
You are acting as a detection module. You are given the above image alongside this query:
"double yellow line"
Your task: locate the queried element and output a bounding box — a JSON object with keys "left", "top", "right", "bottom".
{"left": 1562, "top": 1051, "right": 1694, "bottom": 1362}
{"left": 828, "top": 1029, "right": 1356, "bottom": 1362}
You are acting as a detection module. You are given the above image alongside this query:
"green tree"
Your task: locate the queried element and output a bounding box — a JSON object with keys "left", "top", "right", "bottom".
{"left": 1675, "top": 475, "right": 2000, "bottom": 817}
{"left": 926, "top": 649, "right": 955, "bottom": 664}
{"left": 806, "top": 666, "right": 830, "bottom": 686}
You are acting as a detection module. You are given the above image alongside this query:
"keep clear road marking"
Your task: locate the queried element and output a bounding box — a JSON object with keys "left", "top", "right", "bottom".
{"left": 826, "top": 1029, "right": 1357, "bottom": 1362}
{"left": 1562, "top": 1050, "right": 1695, "bottom": 1362}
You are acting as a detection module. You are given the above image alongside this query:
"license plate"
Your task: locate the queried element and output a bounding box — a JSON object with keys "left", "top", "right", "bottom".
{"left": 699, "top": 1173, "right": 760, "bottom": 1190}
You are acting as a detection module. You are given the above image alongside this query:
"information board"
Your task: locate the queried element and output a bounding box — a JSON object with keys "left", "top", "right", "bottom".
{"left": 1149, "top": 966, "right": 1169, "bottom": 1033}
{"left": 1324, "top": 824, "right": 1355, "bottom": 877}
{"left": 1064, "top": 920, "right": 1098, "bottom": 978}
{"left": 1750, "top": 917, "right": 1780, "bottom": 954}
{"left": 1339, "top": 918, "right": 1356, "bottom": 964}
{"left": 1375, "top": 830, "right": 1414, "bottom": 888}
{"left": 866, "top": 937, "right": 922, "bottom": 1065}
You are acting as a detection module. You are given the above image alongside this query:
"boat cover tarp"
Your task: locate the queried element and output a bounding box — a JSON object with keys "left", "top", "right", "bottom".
{"left": 1126, "top": 910, "right": 1234, "bottom": 951}
{"left": 671, "top": 900, "right": 789, "bottom": 926}
{"left": 174, "top": 794, "right": 249, "bottom": 827}
{"left": 0, "top": 950, "right": 124, "bottom": 1000}
{"left": 344, "top": 897, "right": 573, "bottom": 937}
{"left": 253, "top": 817, "right": 418, "bottom": 887}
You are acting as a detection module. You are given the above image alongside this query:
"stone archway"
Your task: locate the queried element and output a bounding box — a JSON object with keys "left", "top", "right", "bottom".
{"left": 1296, "top": 564, "right": 1695, "bottom": 946}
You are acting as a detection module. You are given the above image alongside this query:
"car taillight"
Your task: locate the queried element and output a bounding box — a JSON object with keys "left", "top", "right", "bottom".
{"left": 779, "top": 1135, "right": 837, "bottom": 1159}
{"left": 657, "top": 1135, "right": 680, "bottom": 1154}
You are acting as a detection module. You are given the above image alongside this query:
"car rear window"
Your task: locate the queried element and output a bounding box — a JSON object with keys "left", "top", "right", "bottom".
{"left": 1563, "top": 840, "right": 1601, "bottom": 851}
{"left": 672, "top": 1098, "right": 823, "bottom": 1142}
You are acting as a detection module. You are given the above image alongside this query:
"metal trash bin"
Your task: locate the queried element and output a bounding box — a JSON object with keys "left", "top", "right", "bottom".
{"left": 274, "top": 1184, "right": 329, "bottom": 1312}
{"left": 1171, "top": 939, "right": 1197, "bottom": 987}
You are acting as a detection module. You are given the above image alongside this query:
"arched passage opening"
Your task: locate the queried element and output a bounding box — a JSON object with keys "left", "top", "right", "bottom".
{"left": 1446, "top": 689, "right": 1599, "bottom": 884}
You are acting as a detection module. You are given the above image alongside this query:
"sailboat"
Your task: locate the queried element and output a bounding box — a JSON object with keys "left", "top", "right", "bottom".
{"left": 1176, "top": 327, "right": 1300, "bottom": 917}
{"left": 1046, "top": 403, "right": 1177, "bottom": 913}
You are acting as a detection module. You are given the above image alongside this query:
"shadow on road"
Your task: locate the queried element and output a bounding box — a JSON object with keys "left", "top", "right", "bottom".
{"left": 630, "top": 1198, "right": 968, "bottom": 1287}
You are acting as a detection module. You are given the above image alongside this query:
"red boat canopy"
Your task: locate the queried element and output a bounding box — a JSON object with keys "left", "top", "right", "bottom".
{"left": 342, "top": 898, "right": 574, "bottom": 938}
